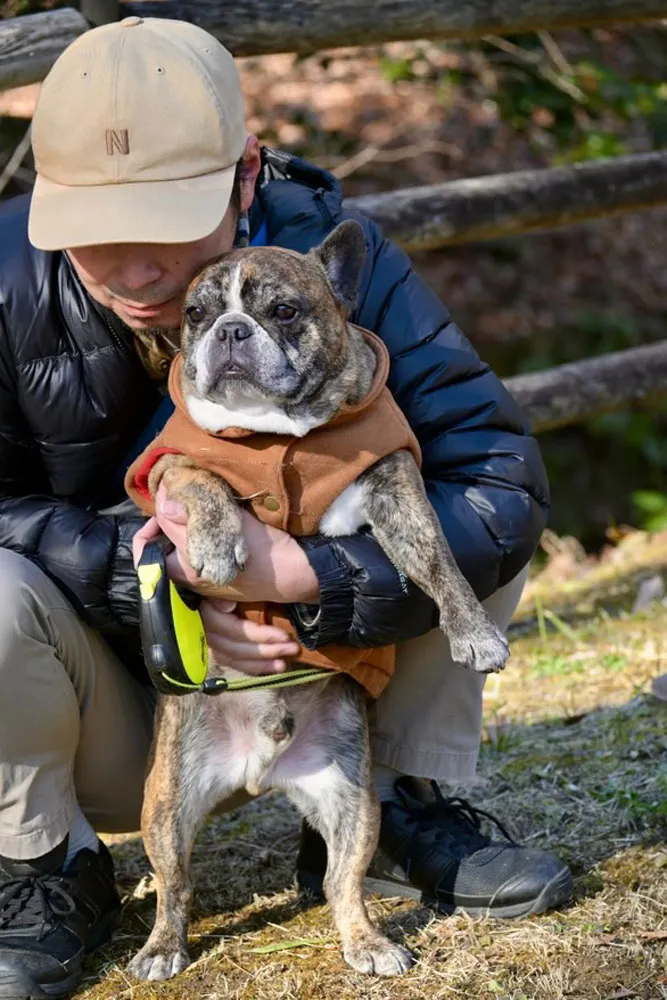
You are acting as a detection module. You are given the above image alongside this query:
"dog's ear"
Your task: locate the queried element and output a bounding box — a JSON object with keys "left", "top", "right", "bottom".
{"left": 311, "top": 220, "right": 367, "bottom": 315}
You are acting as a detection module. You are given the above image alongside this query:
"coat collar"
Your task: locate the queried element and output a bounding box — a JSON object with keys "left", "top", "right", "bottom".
{"left": 167, "top": 326, "right": 390, "bottom": 440}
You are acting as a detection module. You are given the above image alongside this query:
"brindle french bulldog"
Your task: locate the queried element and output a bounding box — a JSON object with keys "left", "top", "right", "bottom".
{"left": 127, "top": 221, "right": 510, "bottom": 982}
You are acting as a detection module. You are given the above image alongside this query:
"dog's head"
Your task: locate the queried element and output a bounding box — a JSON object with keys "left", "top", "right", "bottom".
{"left": 180, "top": 220, "right": 367, "bottom": 417}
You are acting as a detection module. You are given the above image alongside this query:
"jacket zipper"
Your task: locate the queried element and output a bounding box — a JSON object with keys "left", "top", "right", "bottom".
{"left": 102, "top": 314, "right": 132, "bottom": 356}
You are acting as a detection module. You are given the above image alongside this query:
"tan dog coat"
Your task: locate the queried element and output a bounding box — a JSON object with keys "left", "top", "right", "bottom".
{"left": 126, "top": 330, "right": 421, "bottom": 697}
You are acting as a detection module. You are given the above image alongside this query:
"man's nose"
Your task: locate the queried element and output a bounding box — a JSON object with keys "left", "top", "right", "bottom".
{"left": 115, "top": 258, "right": 164, "bottom": 292}
{"left": 216, "top": 319, "right": 254, "bottom": 342}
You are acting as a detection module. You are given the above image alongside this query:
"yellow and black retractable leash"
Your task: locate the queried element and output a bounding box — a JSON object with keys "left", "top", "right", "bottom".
{"left": 137, "top": 539, "right": 329, "bottom": 696}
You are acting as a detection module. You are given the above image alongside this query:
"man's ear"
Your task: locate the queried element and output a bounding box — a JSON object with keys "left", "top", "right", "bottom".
{"left": 311, "top": 220, "right": 368, "bottom": 315}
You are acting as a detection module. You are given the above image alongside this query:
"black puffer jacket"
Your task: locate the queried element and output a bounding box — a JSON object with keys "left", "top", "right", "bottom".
{"left": 0, "top": 149, "right": 549, "bottom": 679}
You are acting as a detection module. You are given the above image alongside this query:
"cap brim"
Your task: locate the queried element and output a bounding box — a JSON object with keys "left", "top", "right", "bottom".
{"left": 28, "top": 166, "right": 236, "bottom": 251}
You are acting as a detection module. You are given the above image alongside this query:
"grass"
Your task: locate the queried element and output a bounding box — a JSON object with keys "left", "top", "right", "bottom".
{"left": 77, "top": 562, "right": 667, "bottom": 1000}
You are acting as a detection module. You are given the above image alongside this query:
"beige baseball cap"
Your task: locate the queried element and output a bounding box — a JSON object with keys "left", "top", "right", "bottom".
{"left": 28, "top": 17, "right": 247, "bottom": 251}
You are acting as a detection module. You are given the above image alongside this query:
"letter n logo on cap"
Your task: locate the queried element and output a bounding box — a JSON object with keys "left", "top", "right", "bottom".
{"left": 105, "top": 129, "right": 130, "bottom": 155}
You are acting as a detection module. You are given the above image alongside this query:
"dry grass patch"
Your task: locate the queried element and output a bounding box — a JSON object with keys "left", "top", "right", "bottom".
{"left": 77, "top": 559, "right": 667, "bottom": 1000}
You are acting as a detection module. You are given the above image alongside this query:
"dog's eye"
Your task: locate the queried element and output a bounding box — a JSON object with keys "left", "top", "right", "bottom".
{"left": 186, "top": 305, "right": 204, "bottom": 324}
{"left": 274, "top": 303, "right": 298, "bottom": 322}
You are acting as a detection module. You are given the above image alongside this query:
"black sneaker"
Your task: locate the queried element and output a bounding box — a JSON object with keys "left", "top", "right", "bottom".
{"left": 0, "top": 839, "right": 121, "bottom": 999}
{"left": 297, "top": 777, "right": 573, "bottom": 919}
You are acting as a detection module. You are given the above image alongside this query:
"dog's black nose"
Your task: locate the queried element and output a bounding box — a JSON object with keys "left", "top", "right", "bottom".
{"left": 216, "top": 321, "right": 253, "bottom": 343}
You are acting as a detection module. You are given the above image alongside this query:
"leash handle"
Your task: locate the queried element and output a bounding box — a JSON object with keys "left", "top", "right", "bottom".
{"left": 137, "top": 539, "right": 208, "bottom": 695}
{"left": 137, "top": 538, "right": 332, "bottom": 696}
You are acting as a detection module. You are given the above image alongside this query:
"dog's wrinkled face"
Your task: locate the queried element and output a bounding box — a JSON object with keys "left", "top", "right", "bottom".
{"left": 180, "top": 220, "right": 367, "bottom": 409}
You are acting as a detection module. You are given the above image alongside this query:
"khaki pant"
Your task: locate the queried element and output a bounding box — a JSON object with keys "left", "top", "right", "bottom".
{"left": 0, "top": 547, "right": 526, "bottom": 860}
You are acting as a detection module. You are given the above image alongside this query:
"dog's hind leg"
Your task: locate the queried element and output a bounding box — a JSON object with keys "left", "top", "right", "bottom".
{"left": 283, "top": 680, "right": 413, "bottom": 976}
{"left": 357, "top": 450, "right": 510, "bottom": 674}
{"left": 127, "top": 699, "right": 223, "bottom": 981}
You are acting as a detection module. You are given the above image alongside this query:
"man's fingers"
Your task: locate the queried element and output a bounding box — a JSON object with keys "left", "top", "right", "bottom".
{"left": 132, "top": 516, "right": 161, "bottom": 567}
{"left": 200, "top": 603, "right": 295, "bottom": 645}
{"left": 206, "top": 633, "right": 297, "bottom": 660}
{"left": 200, "top": 601, "right": 299, "bottom": 669}
{"left": 207, "top": 599, "right": 237, "bottom": 614}
{"left": 156, "top": 481, "right": 188, "bottom": 524}
{"left": 208, "top": 653, "right": 287, "bottom": 676}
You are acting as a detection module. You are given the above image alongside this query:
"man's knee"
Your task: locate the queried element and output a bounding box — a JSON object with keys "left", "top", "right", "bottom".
{"left": 0, "top": 547, "right": 72, "bottom": 672}
{"left": 0, "top": 547, "right": 80, "bottom": 775}
{"left": 482, "top": 564, "right": 529, "bottom": 631}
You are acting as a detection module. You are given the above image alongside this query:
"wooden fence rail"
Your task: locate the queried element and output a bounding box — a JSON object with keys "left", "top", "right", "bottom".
{"left": 2, "top": 0, "right": 667, "bottom": 90}
{"left": 504, "top": 341, "right": 667, "bottom": 433}
{"left": 348, "top": 150, "right": 667, "bottom": 251}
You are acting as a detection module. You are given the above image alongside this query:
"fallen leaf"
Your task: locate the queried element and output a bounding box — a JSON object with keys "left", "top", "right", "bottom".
{"left": 596, "top": 929, "right": 667, "bottom": 945}
{"left": 595, "top": 934, "right": 619, "bottom": 946}
{"left": 563, "top": 712, "right": 590, "bottom": 726}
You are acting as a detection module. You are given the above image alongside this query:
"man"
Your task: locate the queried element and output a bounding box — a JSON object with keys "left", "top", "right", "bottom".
{"left": 0, "top": 17, "right": 572, "bottom": 999}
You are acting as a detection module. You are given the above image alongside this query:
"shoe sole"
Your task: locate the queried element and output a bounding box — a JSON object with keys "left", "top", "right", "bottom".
{"left": 299, "top": 865, "right": 574, "bottom": 920}
{"left": 0, "top": 968, "right": 82, "bottom": 1000}
{"left": 0, "top": 906, "right": 120, "bottom": 1000}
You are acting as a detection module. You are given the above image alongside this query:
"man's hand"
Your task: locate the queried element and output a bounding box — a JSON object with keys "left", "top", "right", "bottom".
{"left": 145, "top": 481, "right": 320, "bottom": 604}
{"left": 132, "top": 513, "right": 301, "bottom": 673}
{"left": 131, "top": 482, "right": 317, "bottom": 674}
{"left": 198, "top": 599, "right": 299, "bottom": 675}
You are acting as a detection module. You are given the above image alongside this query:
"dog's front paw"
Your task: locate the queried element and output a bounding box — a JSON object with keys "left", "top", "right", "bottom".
{"left": 127, "top": 944, "right": 191, "bottom": 981}
{"left": 186, "top": 519, "right": 248, "bottom": 588}
{"left": 344, "top": 934, "right": 414, "bottom": 976}
{"left": 445, "top": 610, "right": 510, "bottom": 674}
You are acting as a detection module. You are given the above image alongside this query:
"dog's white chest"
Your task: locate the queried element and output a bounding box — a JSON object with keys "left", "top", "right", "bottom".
{"left": 319, "top": 481, "right": 369, "bottom": 537}
{"left": 191, "top": 694, "right": 281, "bottom": 797}
{"left": 181, "top": 679, "right": 352, "bottom": 802}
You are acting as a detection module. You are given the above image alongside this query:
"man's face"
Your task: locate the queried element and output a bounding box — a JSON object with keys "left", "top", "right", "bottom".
{"left": 66, "top": 136, "right": 261, "bottom": 338}
{"left": 67, "top": 207, "right": 237, "bottom": 336}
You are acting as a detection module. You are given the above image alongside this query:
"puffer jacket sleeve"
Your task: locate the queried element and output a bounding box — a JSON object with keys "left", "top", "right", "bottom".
{"left": 0, "top": 312, "right": 143, "bottom": 636}
{"left": 289, "top": 210, "right": 549, "bottom": 650}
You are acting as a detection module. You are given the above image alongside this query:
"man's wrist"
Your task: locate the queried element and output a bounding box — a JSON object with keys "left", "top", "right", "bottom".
{"left": 280, "top": 537, "right": 320, "bottom": 603}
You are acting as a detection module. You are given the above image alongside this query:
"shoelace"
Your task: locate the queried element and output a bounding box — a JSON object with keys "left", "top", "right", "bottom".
{"left": 0, "top": 874, "right": 77, "bottom": 941}
{"left": 394, "top": 780, "right": 517, "bottom": 855}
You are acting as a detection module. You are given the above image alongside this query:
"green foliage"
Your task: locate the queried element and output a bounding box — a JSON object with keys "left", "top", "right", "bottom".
{"left": 591, "top": 781, "right": 667, "bottom": 822}
{"left": 374, "top": 31, "right": 667, "bottom": 163}
{"left": 531, "top": 654, "right": 582, "bottom": 678}
{"left": 598, "top": 653, "right": 628, "bottom": 673}
{"left": 556, "top": 130, "right": 626, "bottom": 164}
{"left": 480, "top": 35, "right": 667, "bottom": 160}
{"left": 378, "top": 55, "right": 416, "bottom": 84}
{"left": 631, "top": 489, "right": 667, "bottom": 531}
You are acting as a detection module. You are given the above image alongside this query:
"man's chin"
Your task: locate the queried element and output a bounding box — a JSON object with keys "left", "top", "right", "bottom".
{"left": 117, "top": 306, "right": 183, "bottom": 334}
